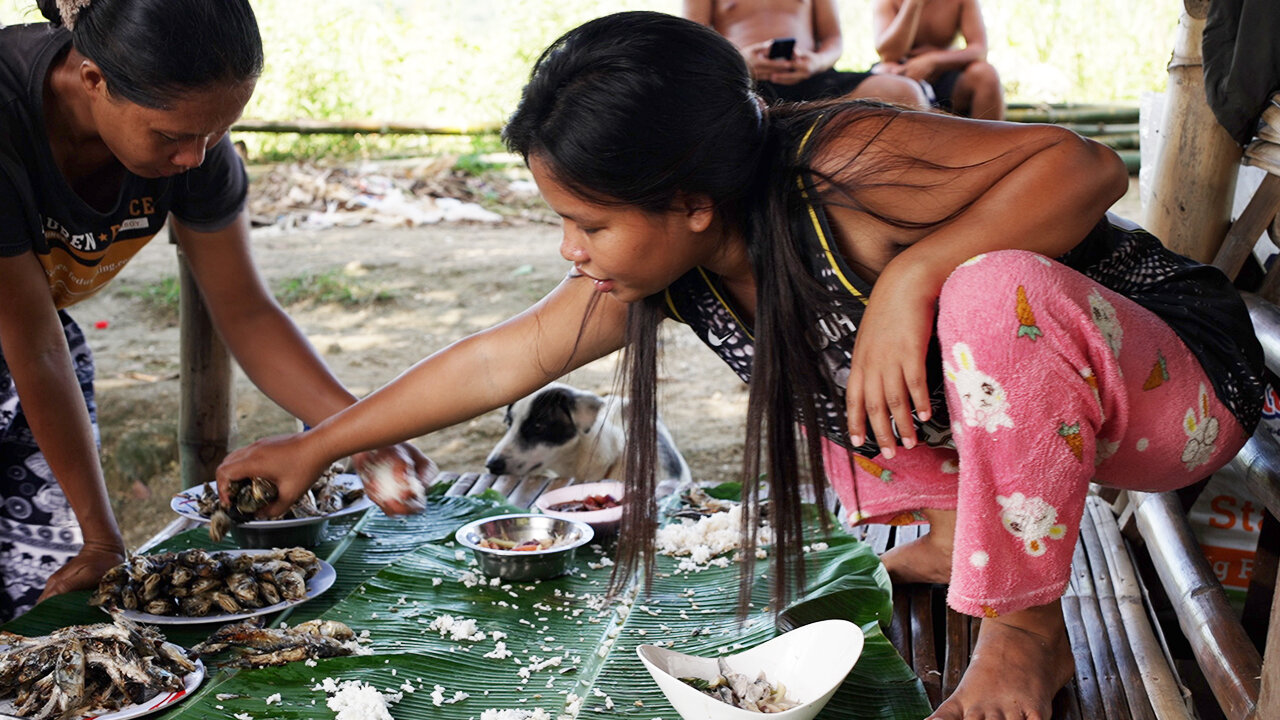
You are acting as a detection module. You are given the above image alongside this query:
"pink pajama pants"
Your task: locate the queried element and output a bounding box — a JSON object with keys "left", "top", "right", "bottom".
{"left": 827, "top": 250, "right": 1249, "bottom": 618}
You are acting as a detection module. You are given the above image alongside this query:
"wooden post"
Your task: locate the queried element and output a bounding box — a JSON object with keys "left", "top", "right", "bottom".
{"left": 176, "top": 226, "right": 233, "bottom": 489}
{"left": 1143, "top": 0, "right": 1242, "bottom": 263}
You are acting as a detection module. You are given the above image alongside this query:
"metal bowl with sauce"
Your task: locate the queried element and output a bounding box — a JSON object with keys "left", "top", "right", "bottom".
{"left": 454, "top": 513, "right": 594, "bottom": 581}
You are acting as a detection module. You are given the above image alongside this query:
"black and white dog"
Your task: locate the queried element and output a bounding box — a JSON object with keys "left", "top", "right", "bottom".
{"left": 484, "top": 382, "right": 691, "bottom": 496}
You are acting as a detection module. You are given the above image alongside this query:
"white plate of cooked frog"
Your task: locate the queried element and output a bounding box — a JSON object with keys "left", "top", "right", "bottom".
{"left": 170, "top": 466, "right": 372, "bottom": 534}
{"left": 0, "top": 616, "right": 204, "bottom": 720}
{"left": 89, "top": 548, "right": 336, "bottom": 626}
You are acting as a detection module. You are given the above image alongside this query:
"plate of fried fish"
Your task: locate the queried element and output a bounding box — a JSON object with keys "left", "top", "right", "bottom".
{"left": 170, "top": 469, "right": 372, "bottom": 531}
{"left": 89, "top": 548, "right": 336, "bottom": 626}
{"left": 0, "top": 616, "right": 204, "bottom": 720}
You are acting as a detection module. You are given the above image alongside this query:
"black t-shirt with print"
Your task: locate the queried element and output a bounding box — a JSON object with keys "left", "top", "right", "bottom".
{"left": 0, "top": 23, "right": 247, "bottom": 309}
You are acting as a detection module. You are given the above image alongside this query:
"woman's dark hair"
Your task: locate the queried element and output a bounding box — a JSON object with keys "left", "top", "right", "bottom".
{"left": 38, "top": 0, "right": 263, "bottom": 109}
{"left": 505, "top": 11, "right": 937, "bottom": 613}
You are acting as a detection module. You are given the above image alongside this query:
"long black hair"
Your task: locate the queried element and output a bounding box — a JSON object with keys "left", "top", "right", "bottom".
{"left": 504, "top": 11, "right": 926, "bottom": 612}
{"left": 37, "top": 0, "right": 263, "bottom": 109}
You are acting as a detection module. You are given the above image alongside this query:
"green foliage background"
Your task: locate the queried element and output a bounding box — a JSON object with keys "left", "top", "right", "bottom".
{"left": 1, "top": 0, "right": 1181, "bottom": 159}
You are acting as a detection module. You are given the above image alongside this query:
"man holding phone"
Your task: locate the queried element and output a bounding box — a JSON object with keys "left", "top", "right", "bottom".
{"left": 684, "top": 0, "right": 929, "bottom": 108}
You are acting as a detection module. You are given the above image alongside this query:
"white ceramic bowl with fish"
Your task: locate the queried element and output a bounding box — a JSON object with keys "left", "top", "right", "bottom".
{"left": 636, "top": 619, "right": 863, "bottom": 720}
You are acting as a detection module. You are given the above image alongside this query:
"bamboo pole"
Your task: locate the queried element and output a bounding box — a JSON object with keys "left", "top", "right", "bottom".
{"left": 1243, "top": 293, "right": 1280, "bottom": 375}
{"left": 1225, "top": 432, "right": 1280, "bottom": 521}
{"left": 1061, "top": 599, "right": 1104, "bottom": 717}
{"left": 1130, "top": 490, "right": 1261, "bottom": 720}
{"left": 1004, "top": 105, "right": 1140, "bottom": 125}
{"left": 1087, "top": 498, "right": 1194, "bottom": 719}
{"left": 1143, "top": 1, "right": 1242, "bottom": 263}
{"left": 233, "top": 118, "right": 502, "bottom": 136}
{"left": 1243, "top": 515, "right": 1278, "bottom": 646}
{"left": 176, "top": 235, "right": 233, "bottom": 490}
{"left": 1069, "top": 535, "right": 1132, "bottom": 719}
{"left": 1064, "top": 555, "right": 1108, "bottom": 719}
{"left": 1080, "top": 502, "right": 1150, "bottom": 720}
{"left": 1256, "top": 580, "right": 1280, "bottom": 719}
{"left": 941, "top": 607, "right": 969, "bottom": 703}
{"left": 1211, "top": 174, "right": 1280, "bottom": 280}
{"left": 910, "top": 586, "right": 942, "bottom": 708}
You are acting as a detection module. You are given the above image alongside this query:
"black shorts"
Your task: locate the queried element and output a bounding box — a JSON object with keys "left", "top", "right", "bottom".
{"left": 757, "top": 68, "right": 873, "bottom": 103}
{"left": 929, "top": 69, "right": 963, "bottom": 111}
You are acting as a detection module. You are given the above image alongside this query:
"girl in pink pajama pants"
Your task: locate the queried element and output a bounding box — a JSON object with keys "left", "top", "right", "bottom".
{"left": 826, "top": 247, "right": 1255, "bottom": 618}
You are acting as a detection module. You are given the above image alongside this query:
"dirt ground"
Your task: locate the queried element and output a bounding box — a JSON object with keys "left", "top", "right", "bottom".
{"left": 79, "top": 172, "right": 1144, "bottom": 550}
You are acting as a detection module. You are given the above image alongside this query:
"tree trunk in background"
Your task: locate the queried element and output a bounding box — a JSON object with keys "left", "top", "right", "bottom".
{"left": 177, "top": 231, "right": 233, "bottom": 489}
{"left": 1144, "top": 0, "right": 1241, "bottom": 262}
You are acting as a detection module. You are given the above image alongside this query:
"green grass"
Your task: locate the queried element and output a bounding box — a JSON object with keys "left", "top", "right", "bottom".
{"left": 272, "top": 269, "right": 398, "bottom": 307}
{"left": 118, "top": 276, "right": 181, "bottom": 323}
{"left": 1, "top": 0, "right": 1182, "bottom": 161}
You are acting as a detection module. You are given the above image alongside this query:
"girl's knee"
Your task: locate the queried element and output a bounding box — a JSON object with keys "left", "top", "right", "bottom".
{"left": 938, "top": 250, "right": 1084, "bottom": 348}
{"left": 940, "top": 250, "right": 1054, "bottom": 304}
{"left": 857, "top": 75, "right": 928, "bottom": 109}
{"left": 963, "top": 61, "right": 1002, "bottom": 89}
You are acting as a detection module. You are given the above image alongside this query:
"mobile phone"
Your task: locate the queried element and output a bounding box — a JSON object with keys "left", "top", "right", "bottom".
{"left": 767, "top": 37, "right": 796, "bottom": 60}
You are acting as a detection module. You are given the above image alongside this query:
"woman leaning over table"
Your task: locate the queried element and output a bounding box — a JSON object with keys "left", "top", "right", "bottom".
{"left": 217, "top": 12, "right": 1265, "bottom": 720}
{"left": 0, "top": 0, "right": 431, "bottom": 623}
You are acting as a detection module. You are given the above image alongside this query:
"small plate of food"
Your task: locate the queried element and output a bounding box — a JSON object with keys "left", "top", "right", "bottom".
{"left": 533, "top": 480, "right": 624, "bottom": 538}
{"left": 171, "top": 467, "right": 372, "bottom": 546}
{"left": 89, "top": 547, "right": 336, "bottom": 626}
{"left": 637, "top": 619, "right": 863, "bottom": 720}
{"left": 0, "top": 616, "right": 204, "bottom": 720}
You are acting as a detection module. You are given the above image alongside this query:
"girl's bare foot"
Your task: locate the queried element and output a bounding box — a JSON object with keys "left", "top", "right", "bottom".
{"left": 928, "top": 602, "right": 1075, "bottom": 720}
{"left": 879, "top": 508, "right": 955, "bottom": 584}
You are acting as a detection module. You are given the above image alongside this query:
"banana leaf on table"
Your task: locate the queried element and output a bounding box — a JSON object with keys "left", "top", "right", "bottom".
{"left": 1, "top": 492, "right": 930, "bottom": 720}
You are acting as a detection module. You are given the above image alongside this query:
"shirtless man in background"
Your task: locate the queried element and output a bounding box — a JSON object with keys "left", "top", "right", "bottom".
{"left": 872, "top": 0, "right": 1004, "bottom": 119}
{"left": 684, "top": 0, "right": 929, "bottom": 109}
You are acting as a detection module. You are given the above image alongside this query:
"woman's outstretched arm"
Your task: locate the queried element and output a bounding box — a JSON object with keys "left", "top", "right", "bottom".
{"left": 217, "top": 274, "right": 629, "bottom": 515}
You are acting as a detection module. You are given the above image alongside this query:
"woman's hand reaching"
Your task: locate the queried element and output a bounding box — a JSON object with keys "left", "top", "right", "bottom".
{"left": 845, "top": 266, "right": 938, "bottom": 459}
{"left": 217, "top": 435, "right": 439, "bottom": 518}
{"left": 216, "top": 432, "right": 329, "bottom": 519}
{"left": 37, "top": 539, "right": 125, "bottom": 602}
{"left": 352, "top": 443, "right": 438, "bottom": 515}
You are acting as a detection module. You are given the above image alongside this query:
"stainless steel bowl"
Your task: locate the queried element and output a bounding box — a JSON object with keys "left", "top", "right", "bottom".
{"left": 455, "top": 513, "right": 594, "bottom": 581}
{"left": 230, "top": 517, "right": 329, "bottom": 548}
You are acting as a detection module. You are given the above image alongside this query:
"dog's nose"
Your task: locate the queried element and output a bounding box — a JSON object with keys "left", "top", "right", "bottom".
{"left": 486, "top": 457, "right": 507, "bottom": 475}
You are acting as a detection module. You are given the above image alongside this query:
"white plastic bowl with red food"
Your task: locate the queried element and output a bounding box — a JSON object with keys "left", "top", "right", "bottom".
{"left": 533, "top": 480, "right": 625, "bottom": 539}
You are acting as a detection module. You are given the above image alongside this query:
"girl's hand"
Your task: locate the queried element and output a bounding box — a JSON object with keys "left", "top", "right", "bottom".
{"left": 742, "top": 40, "right": 796, "bottom": 83}
{"left": 216, "top": 433, "right": 328, "bottom": 518}
{"left": 765, "top": 49, "right": 817, "bottom": 85}
{"left": 901, "top": 54, "right": 939, "bottom": 82}
{"left": 352, "top": 443, "right": 439, "bottom": 515}
{"left": 37, "top": 540, "right": 125, "bottom": 602}
{"left": 846, "top": 272, "right": 937, "bottom": 459}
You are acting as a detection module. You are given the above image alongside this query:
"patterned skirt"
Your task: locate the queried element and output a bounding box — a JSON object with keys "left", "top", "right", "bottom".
{"left": 0, "top": 311, "right": 94, "bottom": 623}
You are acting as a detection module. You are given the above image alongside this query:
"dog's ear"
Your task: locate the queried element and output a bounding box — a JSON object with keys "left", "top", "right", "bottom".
{"left": 569, "top": 392, "right": 605, "bottom": 434}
